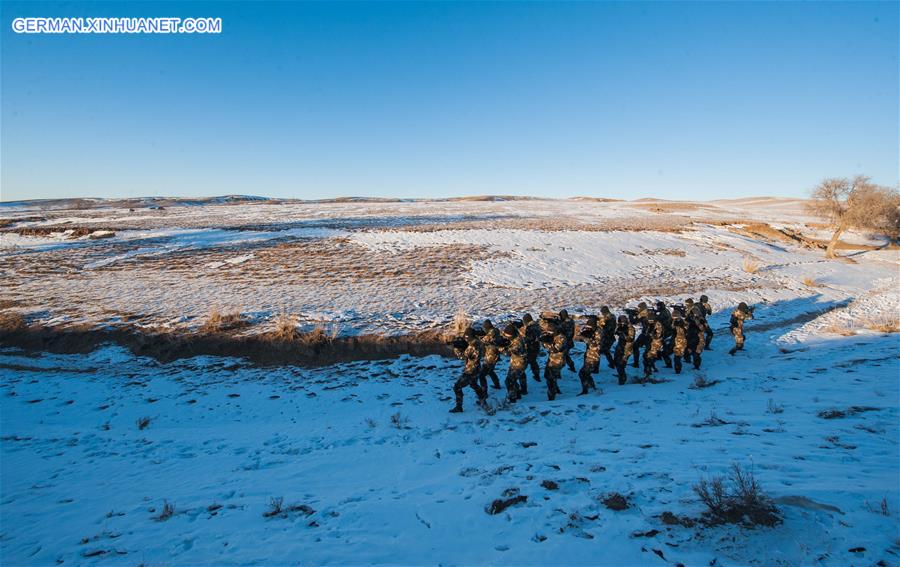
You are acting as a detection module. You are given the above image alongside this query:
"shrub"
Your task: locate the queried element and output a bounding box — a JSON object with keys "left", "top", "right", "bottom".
{"left": 263, "top": 496, "right": 284, "bottom": 518}
{"left": 136, "top": 416, "right": 151, "bottom": 430}
{"left": 153, "top": 500, "right": 175, "bottom": 521}
{"left": 199, "top": 307, "right": 247, "bottom": 334}
{"left": 0, "top": 311, "right": 26, "bottom": 333}
{"left": 693, "top": 463, "right": 780, "bottom": 527}
{"left": 802, "top": 277, "right": 821, "bottom": 287}
{"left": 766, "top": 399, "right": 784, "bottom": 414}
{"left": 270, "top": 312, "right": 298, "bottom": 342}
{"left": 861, "top": 315, "right": 900, "bottom": 334}
{"left": 742, "top": 258, "right": 760, "bottom": 274}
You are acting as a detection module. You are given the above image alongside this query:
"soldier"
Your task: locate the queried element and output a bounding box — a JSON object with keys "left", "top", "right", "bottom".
{"left": 642, "top": 311, "right": 665, "bottom": 380}
{"left": 597, "top": 306, "right": 617, "bottom": 370}
{"left": 728, "top": 302, "right": 754, "bottom": 355}
{"left": 499, "top": 323, "right": 525, "bottom": 403}
{"left": 575, "top": 316, "right": 601, "bottom": 396}
{"left": 631, "top": 302, "right": 650, "bottom": 368}
{"left": 521, "top": 313, "right": 542, "bottom": 383}
{"left": 670, "top": 308, "right": 688, "bottom": 374}
{"left": 478, "top": 319, "right": 503, "bottom": 392}
{"left": 613, "top": 314, "right": 635, "bottom": 385}
{"left": 449, "top": 328, "right": 487, "bottom": 413}
{"left": 682, "top": 298, "right": 696, "bottom": 364}
{"left": 655, "top": 301, "right": 673, "bottom": 369}
{"left": 686, "top": 304, "right": 708, "bottom": 369}
{"left": 558, "top": 309, "right": 577, "bottom": 373}
{"left": 699, "top": 294, "right": 714, "bottom": 349}
{"left": 539, "top": 312, "right": 566, "bottom": 400}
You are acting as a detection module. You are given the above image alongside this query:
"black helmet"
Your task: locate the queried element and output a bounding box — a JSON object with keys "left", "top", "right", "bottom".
{"left": 483, "top": 319, "right": 493, "bottom": 330}
{"left": 637, "top": 302, "right": 647, "bottom": 310}
{"left": 685, "top": 298, "right": 694, "bottom": 305}
{"left": 600, "top": 305, "right": 610, "bottom": 314}
{"left": 522, "top": 313, "right": 534, "bottom": 324}
{"left": 559, "top": 309, "right": 569, "bottom": 320}
{"left": 585, "top": 315, "right": 598, "bottom": 326}
{"left": 672, "top": 307, "right": 684, "bottom": 318}
{"left": 700, "top": 294, "right": 709, "bottom": 303}
{"left": 617, "top": 314, "right": 629, "bottom": 324}
{"left": 738, "top": 302, "right": 749, "bottom": 311}
{"left": 656, "top": 301, "right": 666, "bottom": 309}
{"left": 502, "top": 324, "right": 518, "bottom": 338}
{"left": 464, "top": 327, "right": 476, "bottom": 340}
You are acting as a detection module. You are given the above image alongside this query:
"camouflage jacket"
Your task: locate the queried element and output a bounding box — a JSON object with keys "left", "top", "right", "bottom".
{"left": 730, "top": 308, "right": 752, "bottom": 331}
{"left": 701, "top": 301, "right": 713, "bottom": 317}
{"left": 560, "top": 318, "right": 575, "bottom": 348}
{"left": 482, "top": 327, "right": 502, "bottom": 365}
{"left": 576, "top": 327, "right": 603, "bottom": 366}
{"left": 546, "top": 333, "right": 568, "bottom": 369}
{"left": 615, "top": 322, "right": 635, "bottom": 360}
{"left": 453, "top": 341, "right": 483, "bottom": 376}
{"left": 672, "top": 320, "right": 687, "bottom": 356}
{"left": 521, "top": 321, "right": 541, "bottom": 353}
{"left": 600, "top": 313, "right": 617, "bottom": 347}
{"left": 501, "top": 334, "right": 527, "bottom": 372}
{"left": 648, "top": 320, "right": 665, "bottom": 354}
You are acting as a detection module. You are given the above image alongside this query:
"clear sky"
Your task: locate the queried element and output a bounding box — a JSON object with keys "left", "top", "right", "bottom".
{"left": 1, "top": 1, "right": 897, "bottom": 202}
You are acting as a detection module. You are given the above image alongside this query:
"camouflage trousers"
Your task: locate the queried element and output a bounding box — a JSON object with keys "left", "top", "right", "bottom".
{"left": 544, "top": 364, "right": 563, "bottom": 401}
{"left": 478, "top": 361, "right": 501, "bottom": 392}
{"left": 526, "top": 350, "right": 541, "bottom": 381}
{"left": 453, "top": 372, "right": 486, "bottom": 409}
{"left": 505, "top": 367, "right": 524, "bottom": 402}
{"left": 732, "top": 327, "right": 745, "bottom": 350}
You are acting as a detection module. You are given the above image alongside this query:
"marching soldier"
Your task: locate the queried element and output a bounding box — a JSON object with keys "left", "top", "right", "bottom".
{"left": 558, "top": 309, "right": 577, "bottom": 373}
{"left": 598, "top": 306, "right": 617, "bottom": 370}
{"left": 729, "top": 302, "right": 754, "bottom": 355}
{"left": 642, "top": 311, "right": 665, "bottom": 380}
{"left": 686, "top": 304, "right": 708, "bottom": 369}
{"left": 670, "top": 307, "right": 688, "bottom": 374}
{"left": 613, "top": 314, "right": 635, "bottom": 385}
{"left": 631, "top": 302, "right": 650, "bottom": 368}
{"left": 521, "top": 313, "right": 542, "bottom": 383}
{"left": 450, "top": 328, "right": 487, "bottom": 413}
{"left": 700, "top": 294, "right": 714, "bottom": 349}
{"left": 540, "top": 312, "right": 566, "bottom": 400}
{"left": 478, "top": 319, "right": 503, "bottom": 391}
{"left": 575, "top": 316, "right": 601, "bottom": 396}
{"left": 655, "top": 301, "right": 673, "bottom": 369}
{"left": 500, "top": 323, "right": 525, "bottom": 402}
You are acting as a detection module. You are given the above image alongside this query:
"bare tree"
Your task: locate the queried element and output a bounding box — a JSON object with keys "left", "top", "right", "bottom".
{"left": 807, "top": 175, "right": 900, "bottom": 258}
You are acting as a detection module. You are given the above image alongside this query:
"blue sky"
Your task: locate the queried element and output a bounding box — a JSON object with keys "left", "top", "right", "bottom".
{"left": 1, "top": 1, "right": 897, "bottom": 201}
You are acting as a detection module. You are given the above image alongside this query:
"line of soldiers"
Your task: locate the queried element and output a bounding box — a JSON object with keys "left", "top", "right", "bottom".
{"left": 449, "top": 298, "right": 755, "bottom": 413}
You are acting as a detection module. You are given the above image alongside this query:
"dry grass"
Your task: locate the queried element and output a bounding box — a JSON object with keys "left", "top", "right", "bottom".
{"left": 0, "top": 311, "right": 27, "bottom": 333}
{"left": 269, "top": 312, "right": 299, "bottom": 342}
{"left": 861, "top": 315, "right": 900, "bottom": 333}
{"left": 448, "top": 307, "right": 471, "bottom": 338}
{"left": 694, "top": 463, "right": 780, "bottom": 527}
{"left": 199, "top": 307, "right": 248, "bottom": 334}
{"left": 821, "top": 322, "right": 857, "bottom": 336}
{"left": 802, "top": 277, "right": 821, "bottom": 287}
{"left": 742, "top": 258, "right": 761, "bottom": 274}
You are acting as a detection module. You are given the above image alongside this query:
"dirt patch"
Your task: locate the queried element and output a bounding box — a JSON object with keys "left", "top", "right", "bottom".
{"left": 0, "top": 324, "right": 452, "bottom": 367}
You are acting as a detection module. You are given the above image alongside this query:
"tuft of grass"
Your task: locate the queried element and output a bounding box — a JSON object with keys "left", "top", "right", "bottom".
{"left": 153, "top": 500, "right": 175, "bottom": 522}
{"left": 802, "top": 276, "right": 821, "bottom": 287}
{"left": 269, "top": 312, "right": 298, "bottom": 342}
{"left": 390, "top": 412, "right": 409, "bottom": 430}
{"left": 821, "top": 322, "right": 856, "bottom": 336}
{"left": 263, "top": 496, "right": 284, "bottom": 518}
{"left": 766, "top": 398, "right": 784, "bottom": 414}
{"left": 136, "top": 416, "right": 151, "bottom": 430}
{"left": 448, "top": 307, "right": 471, "bottom": 338}
{"left": 199, "top": 307, "right": 247, "bottom": 334}
{"left": 694, "top": 463, "right": 780, "bottom": 527}
{"left": 742, "top": 258, "right": 760, "bottom": 274}
{"left": 861, "top": 315, "right": 900, "bottom": 334}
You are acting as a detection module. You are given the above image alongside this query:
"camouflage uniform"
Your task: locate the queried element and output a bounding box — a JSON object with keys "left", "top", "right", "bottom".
{"left": 540, "top": 315, "right": 566, "bottom": 400}
{"left": 686, "top": 305, "right": 708, "bottom": 369}
{"left": 499, "top": 324, "right": 525, "bottom": 402}
{"left": 478, "top": 321, "right": 503, "bottom": 391}
{"left": 450, "top": 330, "right": 487, "bottom": 413}
{"left": 671, "top": 316, "right": 688, "bottom": 374}
{"left": 521, "top": 314, "right": 542, "bottom": 382}
{"left": 655, "top": 301, "right": 673, "bottom": 368}
{"left": 642, "top": 314, "right": 665, "bottom": 379}
{"left": 613, "top": 315, "right": 635, "bottom": 385}
{"left": 631, "top": 303, "right": 650, "bottom": 368}
{"left": 729, "top": 303, "right": 754, "bottom": 355}
{"left": 559, "top": 310, "right": 577, "bottom": 373}
{"left": 575, "top": 317, "right": 600, "bottom": 395}
{"left": 700, "top": 295, "right": 714, "bottom": 349}
{"left": 598, "top": 307, "right": 617, "bottom": 370}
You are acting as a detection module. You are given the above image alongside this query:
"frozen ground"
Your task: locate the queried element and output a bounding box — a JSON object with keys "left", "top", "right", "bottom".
{"left": 1, "top": 294, "right": 898, "bottom": 565}
{"left": 0, "top": 197, "right": 895, "bottom": 335}
{"left": 1, "top": 196, "right": 898, "bottom": 565}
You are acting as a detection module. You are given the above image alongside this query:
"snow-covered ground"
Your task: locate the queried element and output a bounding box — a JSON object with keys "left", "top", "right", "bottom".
{"left": 1, "top": 299, "right": 898, "bottom": 565}
{"left": 1, "top": 196, "right": 898, "bottom": 565}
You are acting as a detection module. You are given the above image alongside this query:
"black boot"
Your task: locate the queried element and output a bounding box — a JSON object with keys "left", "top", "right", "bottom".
{"left": 728, "top": 347, "right": 737, "bottom": 356}
{"left": 449, "top": 405, "right": 463, "bottom": 413}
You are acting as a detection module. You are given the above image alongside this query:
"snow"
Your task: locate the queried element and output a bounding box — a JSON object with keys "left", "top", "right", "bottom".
{"left": 1, "top": 314, "right": 897, "bottom": 565}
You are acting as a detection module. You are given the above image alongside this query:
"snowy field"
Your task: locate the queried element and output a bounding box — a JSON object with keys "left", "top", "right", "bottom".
{"left": 1, "top": 196, "right": 899, "bottom": 565}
